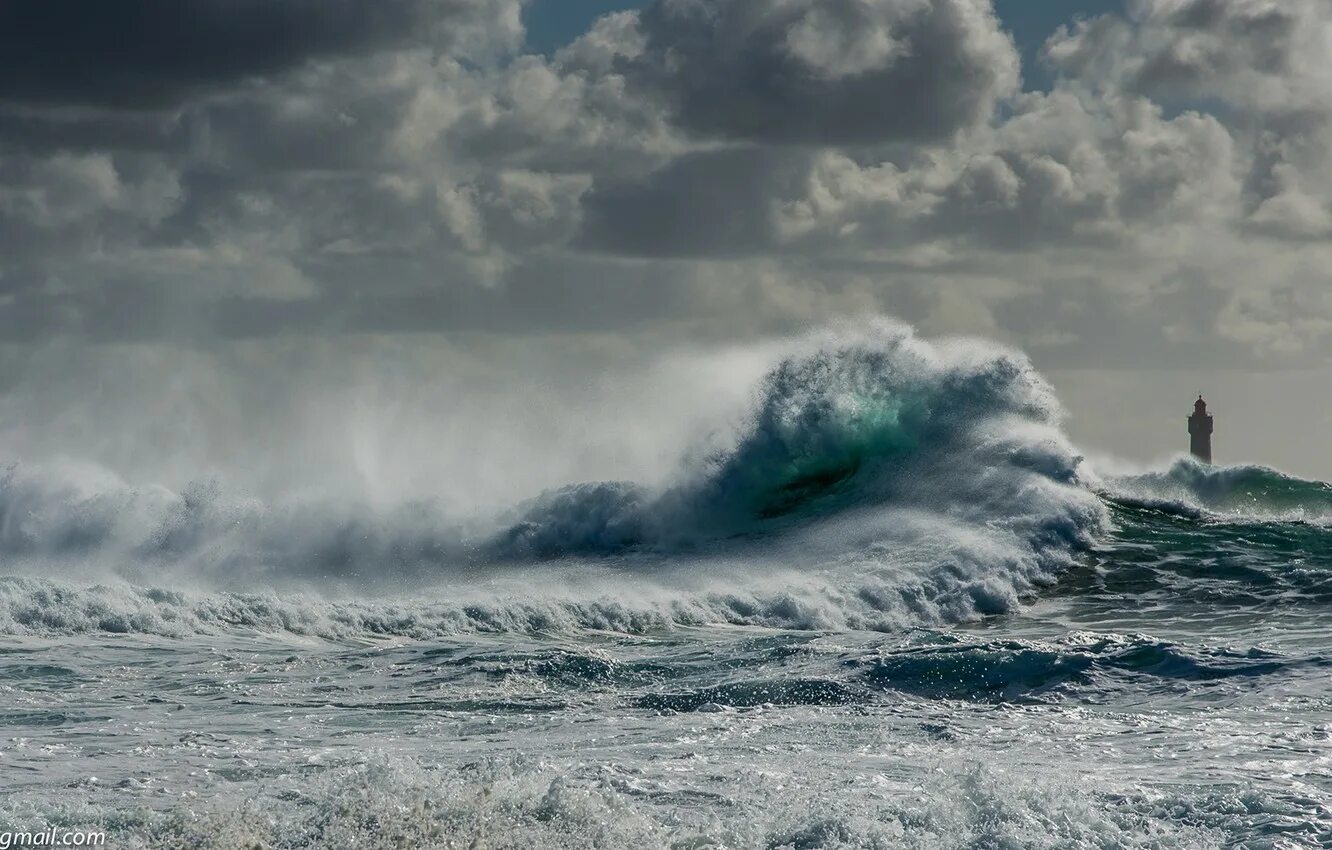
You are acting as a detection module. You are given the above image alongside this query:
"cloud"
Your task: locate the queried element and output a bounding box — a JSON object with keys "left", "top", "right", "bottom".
{"left": 580, "top": 148, "right": 812, "bottom": 257}
{"left": 927, "top": 90, "right": 1237, "bottom": 249}
{"left": 1046, "top": 0, "right": 1332, "bottom": 242}
{"left": 1045, "top": 0, "right": 1330, "bottom": 113}
{"left": 581, "top": 83, "right": 1237, "bottom": 261}
{"left": 626, "top": 0, "right": 1020, "bottom": 145}
{"left": 0, "top": 0, "right": 523, "bottom": 108}
{"left": 0, "top": 0, "right": 1329, "bottom": 375}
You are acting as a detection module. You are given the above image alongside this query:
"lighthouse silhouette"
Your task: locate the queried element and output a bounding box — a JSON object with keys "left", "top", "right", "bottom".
{"left": 1188, "top": 395, "right": 1213, "bottom": 464}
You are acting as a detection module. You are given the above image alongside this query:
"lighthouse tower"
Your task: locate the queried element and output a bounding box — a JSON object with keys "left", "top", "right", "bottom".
{"left": 1188, "top": 395, "right": 1213, "bottom": 464}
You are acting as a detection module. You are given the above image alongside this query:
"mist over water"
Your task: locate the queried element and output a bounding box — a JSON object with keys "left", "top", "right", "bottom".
{"left": 2, "top": 320, "right": 1330, "bottom": 848}
{"left": 0, "top": 321, "right": 1105, "bottom": 637}
{"left": 0, "top": 334, "right": 774, "bottom": 512}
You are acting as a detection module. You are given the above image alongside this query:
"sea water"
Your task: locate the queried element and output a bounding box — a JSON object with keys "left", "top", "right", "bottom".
{"left": 0, "top": 323, "right": 1328, "bottom": 848}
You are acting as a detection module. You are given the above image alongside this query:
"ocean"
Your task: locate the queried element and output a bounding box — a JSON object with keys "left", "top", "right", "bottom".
{"left": 1, "top": 323, "right": 1328, "bottom": 848}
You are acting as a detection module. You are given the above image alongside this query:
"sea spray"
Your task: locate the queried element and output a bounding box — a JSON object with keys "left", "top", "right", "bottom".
{"left": 0, "top": 321, "right": 1110, "bottom": 637}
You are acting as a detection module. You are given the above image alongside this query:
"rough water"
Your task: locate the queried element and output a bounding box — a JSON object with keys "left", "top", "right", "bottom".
{"left": 1, "top": 324, "right": 1329, "bottom": 848}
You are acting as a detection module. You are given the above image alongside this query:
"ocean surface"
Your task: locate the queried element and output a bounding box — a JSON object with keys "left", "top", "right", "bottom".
{"left": 1, "top": 324, "right": 1329, "bottom": 848}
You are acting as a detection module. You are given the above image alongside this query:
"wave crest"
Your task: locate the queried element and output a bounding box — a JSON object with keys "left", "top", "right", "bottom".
{"left": 1105, "top": 457, "right": 1332, "bottom": 524}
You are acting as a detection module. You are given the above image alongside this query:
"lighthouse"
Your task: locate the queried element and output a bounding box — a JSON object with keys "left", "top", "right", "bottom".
{"left": 1188, "top": 395, "right": 1213, "bottom": 464}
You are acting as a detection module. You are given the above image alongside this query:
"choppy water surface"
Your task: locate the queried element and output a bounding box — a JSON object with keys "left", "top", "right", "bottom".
{"left": 1, "top": 325, "right": 1329, "bottom": 848}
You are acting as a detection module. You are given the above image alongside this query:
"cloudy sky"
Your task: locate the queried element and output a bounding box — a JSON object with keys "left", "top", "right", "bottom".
{"left": 1, "top": 0, "right": 1330, "bottom": 489}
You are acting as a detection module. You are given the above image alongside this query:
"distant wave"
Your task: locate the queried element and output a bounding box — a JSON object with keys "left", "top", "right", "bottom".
{"left": 1104, "top": 457, "right": 1332, "bottom": 525}
{"left": 646, "top": 632, "right": 1319, "bottom": 710}
{"left": 0, "top": 321, "right": 1111, "bottom": 636}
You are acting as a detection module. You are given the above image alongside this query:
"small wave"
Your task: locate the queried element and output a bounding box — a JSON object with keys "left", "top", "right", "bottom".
{"left": 623, "top": 631, "right": 1311, "bottom": 710}
{"left": 636, "top": 678, "right": 859, "bottom": 712}
{"left": 847, "top": 632, "right": 1313, "bottom": 703}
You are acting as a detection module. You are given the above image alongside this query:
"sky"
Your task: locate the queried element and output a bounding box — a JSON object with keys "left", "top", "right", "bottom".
{"left": 1, "top": 0, "right": 1330, "bottom": 492}
{"left": 524, "top": 1, "right": 1125, "bottom": 82}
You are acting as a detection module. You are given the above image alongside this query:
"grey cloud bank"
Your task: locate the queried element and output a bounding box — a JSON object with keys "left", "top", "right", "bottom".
{"left": 0, "top": 0, "right": 491, "bottom": 108}
{"left": 1, "top": 0, "right": 1330, "bottom": 478}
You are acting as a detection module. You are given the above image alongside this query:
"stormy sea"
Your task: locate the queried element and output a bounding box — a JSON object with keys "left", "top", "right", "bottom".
{"left": 1, "top": 323, "right": 1328, "bottom": 848}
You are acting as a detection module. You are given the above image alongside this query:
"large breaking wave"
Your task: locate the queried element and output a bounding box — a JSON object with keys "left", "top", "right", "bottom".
{"left": 499, "top": 322, "right": 1098, "bottom": 554}
{"left": 1, "top": 321, "right": 1114, "bottom": 637}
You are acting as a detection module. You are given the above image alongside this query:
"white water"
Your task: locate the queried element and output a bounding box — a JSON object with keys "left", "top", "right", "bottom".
{"left": 2, "top": 322, "right": 1330, "bottom": 848}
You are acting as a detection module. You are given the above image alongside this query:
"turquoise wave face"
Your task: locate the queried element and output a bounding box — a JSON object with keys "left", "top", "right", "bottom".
{"left": 500, "top": 322, "right": 1093, "bottom": 554}
{"left": 700, "top": 348, "right": 935, "bottom": 523}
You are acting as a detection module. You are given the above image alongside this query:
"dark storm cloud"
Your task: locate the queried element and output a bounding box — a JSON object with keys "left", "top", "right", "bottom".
{"left": 0, "top": 109, "right": 189, "bottom": 156}
{"left": 580, "top": 148, "right": 812, "bottom": 257}
{"left": 627, "top": 0, "right": 1019, "bottom": 145}
{"left": 0, "top": 0, "right": 476, "bottom": 109}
